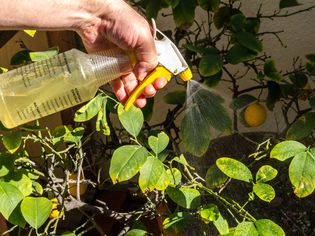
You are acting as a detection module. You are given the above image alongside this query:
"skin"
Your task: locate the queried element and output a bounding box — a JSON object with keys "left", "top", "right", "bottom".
{"left": 0, "top": 0, "right": 167, "bottom": 107}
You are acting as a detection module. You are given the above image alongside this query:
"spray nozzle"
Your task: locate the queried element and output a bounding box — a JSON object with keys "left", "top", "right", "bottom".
{"left": 124, "top": 28, "right": 192, "bottom": 110}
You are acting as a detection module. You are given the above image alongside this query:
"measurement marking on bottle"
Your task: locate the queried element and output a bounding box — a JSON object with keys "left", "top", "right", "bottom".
{"left": 33, "top": 102, "right": 43, "bottom": 118}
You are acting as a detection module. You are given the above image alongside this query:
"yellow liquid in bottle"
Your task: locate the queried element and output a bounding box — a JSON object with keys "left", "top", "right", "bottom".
{"left": 0, "top": 49, "right": 131, "bottom": 128}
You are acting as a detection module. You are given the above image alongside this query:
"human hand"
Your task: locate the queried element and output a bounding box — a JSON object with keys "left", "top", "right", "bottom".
{"left": 78, "top": 0, "right": 167, "bottom": 108}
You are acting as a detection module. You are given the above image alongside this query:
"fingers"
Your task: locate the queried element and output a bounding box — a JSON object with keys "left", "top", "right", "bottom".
{"left": 110, "top": 74, "right": 168, "bottom": 108}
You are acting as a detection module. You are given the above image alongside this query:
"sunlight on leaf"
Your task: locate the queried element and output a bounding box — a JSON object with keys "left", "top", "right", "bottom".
{"left": 216, "top": 157, "right": 252, "bottom": 182}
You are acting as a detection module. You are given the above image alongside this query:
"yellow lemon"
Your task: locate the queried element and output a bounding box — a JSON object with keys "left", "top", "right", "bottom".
{"left": 69, "top": 173, "right": 88, "bottom": 197}
{"left": 244, "top": 103, "right": 267, "bottom": 127}
{"left": 49, "top": 198, "right": 61, "bottom": 219}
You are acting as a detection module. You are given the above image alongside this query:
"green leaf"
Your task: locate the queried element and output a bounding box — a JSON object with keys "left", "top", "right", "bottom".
{"left": 180, "top": 106, "right": 211, "bottom": 157}
{"left": 8, "top": 202, "right": 26, "bottom": 228}
{"left": 0, "top": 182, "right": 24, "bottom": 220}
{"left": 255, "top": 219, "right": 285, "bottom": 236}
{"left": 253, "top": 182, "right": 275, "bottom": 202}
{"left": 148, "top": 132, "right": 169, "bottom": 155}
{"left": 244, "top": 18, "right": 261, "bottom": 34}
{"left": 198, "top": 204, "right": 220, "bottom": 224}
{"left": 185, "top": 44, "right": 219, "bottom": 55}
{"left": 109, "top": 145, "right": 148, "bottom": 183}
{"left": 205, "top": 164, "right": 228, "bottom": 188}
{"left": 118, "top": 104, "right": 144, "bottom": 137}
{"left": 163, "top": 91, "right": 186, "bottom": 105}
{"left": 266, "top": 81, "right": 281, "bottom": 110}
{"left": 286, "top": 112, "right": 315, "bottom": 140}
{"left": 226, "top": 44, "right": 257, "bottom": 64}
{"left": 171, "top": 155, "right": 195, "bottom": 170}
{"left": 96, "top": 97, "right": 110, "bottom": 135}
{"left": 164, "top": 0, "right": 180, "bottom": 8}
{"left": 234, "top": 222, "right": 258, "bottom": 236}
{"left": 173, "top": 0, "right": 196, "bottom": 28}
{"left": 0, "top": 67, "right": 8, "bottom": 73}
{"left": 280, "top": 0, "right": 300, "bottom": 9}
{"left": 3, "top": 172, "right": 33, "bottom": 197}
{"left": 145, "top": 0, "right": 162, "bottom": 19}
{"left": 306, "top": 53, "right": 315, "bottom": 63}
{"left": 306, "top": 62, "right": 315, "bottom": 75}
{"left": 142, "top": 97, "right": 154, "bottom": 122}
{"left": 74, "top": 94, "right": 103, "bottom": 122}
{"left": 166, "top": 168, "right": 182, "bottom": 186}
{"left": 270, "top": 140, "right": 306, "bottom": 161}
{"left": 256, "top": 165, "right": 278, "bottom": 182}
{"left": 214, "top": 214, "right": 229, "bottom": 235}
{"left": 32, "top": 181, "right": 44, "bottom": 196}
{"left": 2, "top": 131, "right": 22, "bottom": 153}
{"left": 181, "top": 84, "right": 231, "bottom": 156}
{"left": 0, "top": 153, "right": 16, "bottom": 177}
{"left": 216, "top": 157, "right": 252, "bottom": 182}
{"left": 236, "top": 32, "right": 263, "bottom": 53}
{"left": 264, "top": 60, "right": 283, "bottom": 81}
{"left": 232, "top": 94, "right": 257, "bottom": 110}
{"left": 230, "top": 14, "right": 246, "bottom": 32}
{"left": 213, "top": 7, "right": 232, "bottom": 29}
{"left": 204, "top": 70, "right": 222, "bottom": 88}
{"left": 29, "top": 47, "right": 58, "bottom": 62}
{"left": 125, "top": 229, "right": 148, "bottom": 236}
{"left": 64, "top": 127, "right": 85, "bottom": 144}
{"left": 21, "top": 197, "right": 52, "bottom": 229}
{"left": 163, "top": 212, "right": 191, "bottom": 233}
{"left": 197, "top": 0, "right": 220, "bottom": 12}
{"left": 52, "top": 126, "right": 84, "bottom": 145}
{"left": 139, "top": 156, "right": 169, "bottom": 192}
{"left": 289, "top": 72, "right": 308, "bottom": 88}
{"left": 289, "top": 150, "right": 315, "bottom": 197}
{"left": 10, "top": 50, "right": 31, "bottom": 65}
{"left": 166, "top": 186, "right": 201, "bottom": 209}
{"left": 199, "top": 53, "right": 223, "bottom": 77}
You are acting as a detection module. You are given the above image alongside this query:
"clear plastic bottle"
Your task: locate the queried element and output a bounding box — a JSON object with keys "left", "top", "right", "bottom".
{"left": 0, "top": 48, "right": 132, "bottom": 128}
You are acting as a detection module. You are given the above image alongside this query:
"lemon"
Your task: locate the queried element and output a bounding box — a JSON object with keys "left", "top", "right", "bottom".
{"left": 69, "top": 173, "right": 88, "bottom": 197}
{"left": 244, "top": 103, "right": 267, "bottom": 127}
{"left": 49, "top": 198, "right": 61, "bottom": 219}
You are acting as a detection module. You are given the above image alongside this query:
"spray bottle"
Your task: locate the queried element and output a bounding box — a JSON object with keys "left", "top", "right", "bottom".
{"left": 0, "top": 29, "right": 192, "bottom": 129}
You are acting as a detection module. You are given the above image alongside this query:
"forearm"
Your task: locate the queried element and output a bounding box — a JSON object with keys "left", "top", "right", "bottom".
{"left": 0, "top": 0, "right": 105, "bottom": 31}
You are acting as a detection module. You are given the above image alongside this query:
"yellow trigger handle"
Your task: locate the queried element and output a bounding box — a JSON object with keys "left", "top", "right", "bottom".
{"left": 124, "top": 66, "right": 172, "bottom": 111}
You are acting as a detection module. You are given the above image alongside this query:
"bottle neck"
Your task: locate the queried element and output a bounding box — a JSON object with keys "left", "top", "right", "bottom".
{"left": 89, "top": 48, "right": 133, "bottom": 86}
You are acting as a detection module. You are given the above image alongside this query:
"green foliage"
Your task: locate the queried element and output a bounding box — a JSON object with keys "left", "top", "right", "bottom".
{"left": 148, "top": 132, "right": 169, "bottom": 155}
{"left": 271, "top": 141, "right": 315, "bottom": 197}
{"left": 109, "top": 145, "right": 148, "bottom": 183}
{"left": 118, "top": 104, "right": 144, "bottom": 137}
{"left": 21, "top": 197, "right": 52, "bottom": 229}
{"left": 2, "top": 131, "right": 22, "bottom": 153}
{"left": 1, "top": 0, "right": 314, "bottom": 235}
{"left": 29, "top": 47, "right": 59, "bottom": 62}
{"left": 264, "top": 60, "right": 283, "bottom": 81}
{"left": 255, "top": 219, "right": 285, "bottom": 236}
{"left": 256, "top": 165, "right": 278, "bottom": 182}
{"left": 166, "top": 186, "right": 201, "bottom": 209}
{"left": 172, "top": 0, "right": 196, "bottom": 27}
{"left": 216, "top": 157, "right": 253, "bottom": 182}
{"left": 180, "top": 87, "right": 231, "bottom": 156}
{"left": 205, "top": 164, "right": 228, "bottom": 188}
{"left": 280, "top": 0, "right": 300, "bottom": 9}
